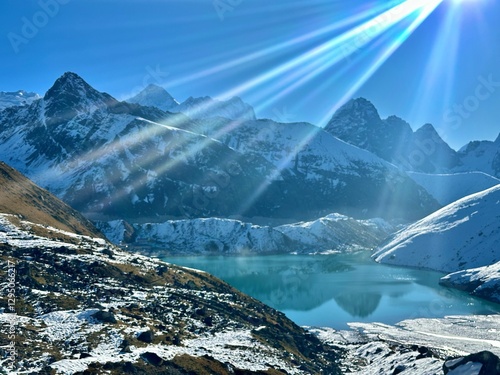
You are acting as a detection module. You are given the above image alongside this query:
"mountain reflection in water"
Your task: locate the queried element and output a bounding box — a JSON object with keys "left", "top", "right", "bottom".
{"left": 166, "top": 252, "right": 500, "bottom": 329}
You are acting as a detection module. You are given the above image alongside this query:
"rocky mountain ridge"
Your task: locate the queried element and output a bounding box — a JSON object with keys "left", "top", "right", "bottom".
{"left": 0, "top": 72, "right": 439, "bottom": 223}
{"left": 325, "top": 98, "right": 500, "bottom": 177}
{"left": 96, "top": 214, "right": 395, "bottom": 255}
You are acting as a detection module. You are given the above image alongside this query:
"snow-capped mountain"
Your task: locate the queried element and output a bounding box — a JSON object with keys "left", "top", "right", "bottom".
{"left": 126, "top": 83, "right": 179, "bottom": 111}
{"left": 276, "top": 213, "right": 394, "bottom": 253}
{"left": 325, "top": 98, "right": 461, "bottom": 172}
{"left": 0, "top": 90, "right": 40, "bottom": 110}
{"left": 407, "top": 171, "right": 500, "bottom": 205}
{"left": 455, "top": 134, "right": 500, "bottom": 178}
{"left": 98, "top": 218, "right": 294, "bottom": 255}
{"left": 373, "top": 184, "right": 500, "bottom": 273}
{"left": 97, "top": 214, "right": 395, "bottom": 255}
{"left": 373, "top": 184, "right": 500, "bottom": 304}
{"left": 172, "top": 116, "right": 440, "bottom": 220}
{"left": 0, "top": 73, "right": 272, "bottom": 220}
{"left": 173, "top": 95, "right": 256, "bottom": 121}
{"left": 325, "top": 98, "right": 413, "bottom": 163}
{"left": 0, "top": 72, "right": 439, "bottom": 222}
{"left": 325, "top": 97, "right": 500, "bottom": 184}
{"left": 128, "top": 85, "right": 257, "bottom": 121}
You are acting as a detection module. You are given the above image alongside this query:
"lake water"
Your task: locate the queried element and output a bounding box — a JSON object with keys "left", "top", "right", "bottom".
{"left": 165, "top": 252, "right": 500, "bottom": 329}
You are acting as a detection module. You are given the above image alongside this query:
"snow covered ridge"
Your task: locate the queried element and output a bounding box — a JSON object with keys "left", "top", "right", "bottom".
{"left": 276, "top": 213, "right": 395, "bottom": 253}
{"left": 441, "top": 261, "right": 500, "bottom": 304}
{"left": 96, "top": 214, "right": 395, "bottom": 255}
{"left": 311, "top": 314, "right": 500, "bottom": 374}
{"left": 374, "top": 184, "right": 500, "bottom": 273}
{"left": 373, "top": 184, "right": 500, "bottom": 304}
{"left": 0, "top": 215, "right": 340, "bottom": 374}
{"left": 127, "top": 84, "right": 257, "bottom": 121}
{"left": 0, "top": 90, "right": 40, "bottom": 111}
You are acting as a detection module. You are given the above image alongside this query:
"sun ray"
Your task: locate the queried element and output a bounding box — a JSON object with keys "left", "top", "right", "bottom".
{"left": 318, "top": 0, "right": 443, "bottom": 126}
{"left": 66, "top": 0, "right": 445, "bottom": 218}
{"left": 163, "top": 2, "right": 401, "bottom": 92}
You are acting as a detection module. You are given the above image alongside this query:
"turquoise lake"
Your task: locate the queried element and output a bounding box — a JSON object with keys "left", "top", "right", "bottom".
{"left": 165, "top": 252, "right": 500, "bottom": 329}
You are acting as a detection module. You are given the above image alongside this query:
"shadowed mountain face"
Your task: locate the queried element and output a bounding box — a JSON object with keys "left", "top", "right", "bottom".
{"left": 457, "top": 134, "right": 500, "bottom": 178}
{"left": 0, "top": 73, "right": 439, "bottom": 222}
{"left": 0, "top": 161, "right": 102, "bottom": 238}
{"left": 325, "top": 98, "right": 462, "bottom": 173}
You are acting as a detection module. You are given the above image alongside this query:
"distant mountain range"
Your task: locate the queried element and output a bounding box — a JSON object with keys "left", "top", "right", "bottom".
{"left": 0, "top": 72, "right": 439, "bottom": 224}
{"left": 325, "top": 97, "right": 500, "bottom": 178}
{"left": 128, "top": 83, "right": 256, "bottom": 121}
{"left": 0, "top": 90, "right": 40, "bottom": 110}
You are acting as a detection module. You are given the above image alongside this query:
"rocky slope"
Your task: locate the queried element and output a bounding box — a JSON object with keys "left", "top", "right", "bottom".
{"left": 441, "top": 261, "right": 500, "bottom": 304}
{"left": 0, "top": 161, "right": 101, "bottom": 238}
{"left": 0, "top": 163, "right": 341, "bottom": 374}
{"left": 0, "top": 73, "right": 439, "bottom": 223}
{"left": 312, "top": 314, "right": 500, "bottom": 374}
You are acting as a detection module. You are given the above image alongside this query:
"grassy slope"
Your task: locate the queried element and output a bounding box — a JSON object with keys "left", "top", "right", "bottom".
{"left": 0, "top": 162, "right": 103, "bottom": 238}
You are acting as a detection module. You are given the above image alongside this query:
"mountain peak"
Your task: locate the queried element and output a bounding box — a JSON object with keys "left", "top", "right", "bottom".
{"left": 415, "top": 123, "right": 440, "bottom": 138}
{"left": 44, "top": 72, "right": 101, "bottom": 100}
{"left": 127, "top": 84, "right": 179, "bottom": 111}
{"left": 324, "top": 97, "right": 382, "bottom": 151}
{"left": 339, "top": 97, "right": 379, "bottom": 116}
{"left": 495, "top": 133, "right": 500, "bottom": 144}
{"left": 43, "top": 72, "right": 118, "bottom": 123}
{"left": 326, "top": 98, "right": 381, "bottom": 130}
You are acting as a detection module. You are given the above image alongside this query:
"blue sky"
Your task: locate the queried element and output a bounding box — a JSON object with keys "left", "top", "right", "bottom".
{"left": 0, "top": 0, "right": 499, "bottom": 149}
